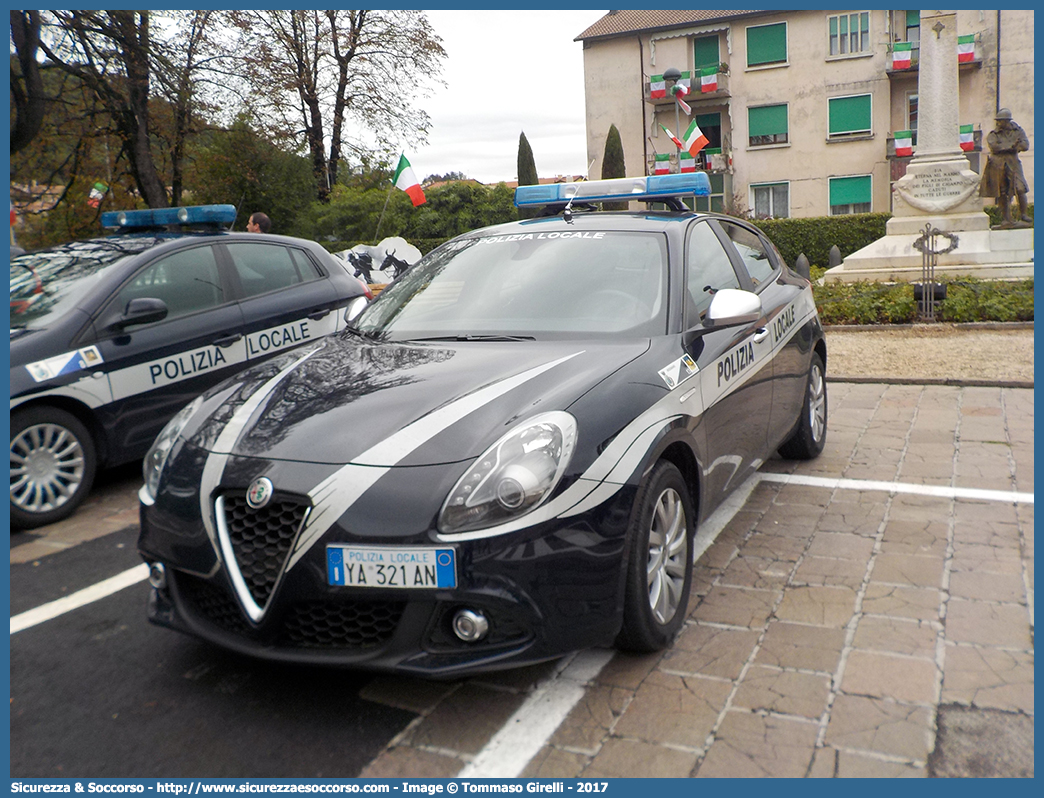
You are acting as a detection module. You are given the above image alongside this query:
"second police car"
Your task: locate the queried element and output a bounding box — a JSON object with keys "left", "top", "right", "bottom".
{"left": 10, "top": 205, "right": 370, "bottom": 529}
{"left": 137, "top": 175, "right": 828, "bottom": 675}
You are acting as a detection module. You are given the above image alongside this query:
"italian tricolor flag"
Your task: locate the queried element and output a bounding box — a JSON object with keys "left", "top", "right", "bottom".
{"left": 700, "top": 66, "right": 719, "bottom": 93}
{"left": 894, "top": 130, "right": 913, "bottom": 157}
{"left": 676, "top": 71, "right": 691, "bottom": 93}
{"left": 650, "top": 74, "right": 666, "bottom": 99}
{"left": 681, "top": 119, "right": 710, "bottom": 157}
{"left": 959, "top": 124, "right": 975, "bottom": 152}
{"left": 394, "top": 154, "right": 426, "bottom": 206}
{"left": 653, "top": 153, "right": 671, "bottom": 174}
{"left": 892, "top": 41, "right": 913, "bottom": 69}
{"left": 957, "top": 34, "right": 976, "bottom": 63}
{"left": 679, "top": 154, "right": 697, "bottom": 173}
{"left": 88, "top": 181, "right": 107, "bottom": 208}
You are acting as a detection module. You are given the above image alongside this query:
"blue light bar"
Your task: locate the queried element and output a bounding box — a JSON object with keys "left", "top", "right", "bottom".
{"left": 101, "top": 204, "right": 237, "bottom": 229}
{"left": 514, "top": 173, "right": 711, "bottom": 207}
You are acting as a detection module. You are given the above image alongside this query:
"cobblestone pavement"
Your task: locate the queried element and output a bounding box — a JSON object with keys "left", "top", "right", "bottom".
{"left": 360, "top": 382, "right": 1034, "bottom": 778}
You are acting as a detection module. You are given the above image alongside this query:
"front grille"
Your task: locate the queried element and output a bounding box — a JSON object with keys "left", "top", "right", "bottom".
{"left": 280, "top": 600, "right": 406, "bottom": 649}
{"left": 222, "top": 493, "right": 309, "bottom": 607}
{"left": 177, "top": 573, "right": 253, "bottom": 636}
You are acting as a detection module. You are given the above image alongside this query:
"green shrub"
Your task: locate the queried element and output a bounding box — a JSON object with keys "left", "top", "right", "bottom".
{"left": 938, "top": 278, "right": 1034, "bottom": 323}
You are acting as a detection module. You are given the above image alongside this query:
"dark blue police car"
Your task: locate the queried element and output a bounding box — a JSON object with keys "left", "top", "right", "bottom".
{"left": 138, "top": 175, "right": 828, "bottom": 675}
{"left": 10, "top": 205, "right": 369, "bottom": 529}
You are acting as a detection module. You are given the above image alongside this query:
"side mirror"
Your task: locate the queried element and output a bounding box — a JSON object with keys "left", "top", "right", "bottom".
{"left": 113, "top": 297, "right": 169, "bottom": 330}
{"left": 703, "top": 288, "right": 762, "bottom": 329}
{"left": 344, "top": 295, "right": 369, "bottom": 323}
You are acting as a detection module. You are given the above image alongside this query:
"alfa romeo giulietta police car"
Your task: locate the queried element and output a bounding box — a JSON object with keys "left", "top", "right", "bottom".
{"left": 137, "top": 174, "right": 828, "bottom": 676}
{"left": 10, "top": 205, "right": 369, "bottom": 529}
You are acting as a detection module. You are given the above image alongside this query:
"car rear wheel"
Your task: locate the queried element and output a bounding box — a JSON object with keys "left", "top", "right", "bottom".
{"left": 778, "top": 351, "right": 827, "bottom": 460}
{"left": 10, "top": 407, "right": 98, "bottom": 530}
{"left": 617, "top": 460, "right": 694, "bottom": 652}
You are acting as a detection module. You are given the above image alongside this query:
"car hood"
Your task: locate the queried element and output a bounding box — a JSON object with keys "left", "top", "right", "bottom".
{"left": 192, "top": 334, "right": 649, "bottom": 467}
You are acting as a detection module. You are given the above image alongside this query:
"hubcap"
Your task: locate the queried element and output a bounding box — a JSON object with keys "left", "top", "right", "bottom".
{"left": 808, "top": 364, "right": 826, "bottom": 443}
{"left": 10, "top": 422, "right": 86, "bottom": 514}
{"left": 646, "top": 487, "right": 689, "bottom": 624}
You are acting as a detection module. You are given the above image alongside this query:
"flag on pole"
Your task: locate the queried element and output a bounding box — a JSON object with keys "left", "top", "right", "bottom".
{"left": 679, "top": 154, "right": 697, "bottom": 173}
{"left": 649, "top": 74, "right": 666, "bottom": 99}
{"left": 959, "top": 124, "right": 975, "bottom": 151}
{"left": 660, "top": 124, "right": 685, "bottom": 151}
{"left": 676, "top": 71, "right": 692, "bottom": 93}
{"left": 957, "top": 34, "right": 976, "bottom": 63}
{"left": 891, "top": 41, "right": 913, "bottom": 69}
{"left": 653, "top": 153, "right": 671, "bottom": 174}
{"left": 700, "top": 66, "right": 719, "bottom": 93}
{"left": 894, "top": 130, "right": 913, "bottom": 157}
{"left": 393, "top": 154, "right": 426, "bottom": 206}
{"left": 681, "top": 119, "right": 710, "bottom": 157}
{"left": 88, "top": 181, "right": 107, "bottom": 208}
{"left": 672, "top": 85, "right": 692, "bottom": 116}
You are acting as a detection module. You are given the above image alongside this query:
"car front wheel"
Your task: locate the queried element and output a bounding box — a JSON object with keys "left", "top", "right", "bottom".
{"left": 778, "top": 351, "right": 827, "bottom": 460}
{"left": 10, "top": 406, "right": 98, "bottom": 530}
{"left": 617, "top": 460, "right": 694, "bottom": 652}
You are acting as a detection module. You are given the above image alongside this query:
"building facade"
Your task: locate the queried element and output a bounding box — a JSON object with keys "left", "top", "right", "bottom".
{"left": 576, "top": 9, "right": 1034, "bottom": 218}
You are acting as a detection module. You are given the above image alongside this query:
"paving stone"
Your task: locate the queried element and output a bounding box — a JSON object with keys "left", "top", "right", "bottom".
{"left": 660, "top": 624, "right": 759, "bottom": 679}
{"left": 741, "top": 532, "right": 808, "bottom": 562}
{"left": 871, "top": 553, "right": 945, "bottom": 588}
{"left": 696, "top": 711, "right": 818, "bottom": 777}
{"left": 944, "top": 599, "right": 1033, "bottom": 648}
{"left": 825, "top": 694, "right": 933, "bottom": 761}
{"left": 359, "top": 676, "right": 461, "bottom": 714}
{"left": 861, "top": 583, "right": 942, "bottom": 621}
{"left": 548, "top": 684, "right": 630, "bottom": 754}
{"left": 775, "top": 585, "right": 857, "bottom": 627}
{"left": 841, "top": 650, "right": 938, "bottom": 704}
{"left": 731, "top": 665, "right": 831, "bottom": 719}
{"left": 817, "top": 498, "right": 888, "bottom": 537}
{"left": 928, "top": 705, "right": 1034, "bottom": 777}
{"left": 806, "top": 532, "right": 876, "bottom": 561}
{"left": 611, "top": 670, "right": 730, "bottom": 749}
{"left": 754, "top": 621, "right": 846, "bottom": 673}
{"left": 690, "top": 585, "right": 778, "bottom": 629}
{"left": 809, "top": 748, "right": 927, "bottom": 777}
{"left": 399, "top": 684, "right": 528, "bottom": 755}
{"left": 582, "top": 738, "right": 697, "bottom": 778}
{"left": 879, "top": 519, "right": 949, "bottom": 557}
{"left": 950, "top": 542, "right": 1025, "bottom": 575}
{"left": 948, "top": 570, "right": 1028, "bottom": 603}
{"left": 792, "top": 555, "right": 867, "bottom": 589}
{"left": 887, "top": 494, "right": 953, "bottom": 523}
{"left": 719, "top": 555, "right": 792, "bottom": 589}
{"left": 952, "top": 499, "right": 1019, "bottom": 526}
{"left": 594, "top": 651, "right": 661, "bottom": 691}
{"left": 519, "top": 747, "right": 590, "bottom": 778}
{"left": 359, "top": 746, "right": 463, "bottom": 778}
{"left": 941, "top": 645, "right": 1034, "bottom": 713}
{"left": 852, "top": 616, "right": 938, "bottom": 658}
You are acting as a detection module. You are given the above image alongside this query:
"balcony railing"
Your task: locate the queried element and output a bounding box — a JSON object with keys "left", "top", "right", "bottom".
{"left": 645, "top": 70, "right": 730, "bottom": 104}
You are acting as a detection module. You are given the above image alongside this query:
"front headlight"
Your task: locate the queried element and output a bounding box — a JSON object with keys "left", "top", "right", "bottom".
{"left": 439, "top": 411, "right": 577, "bottom": 534}
{"left": 142, "top": 396, "right": 203, "bottom": 501}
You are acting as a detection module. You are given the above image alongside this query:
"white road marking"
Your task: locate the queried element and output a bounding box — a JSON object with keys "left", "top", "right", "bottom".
{"left": 10, "top": 563, "right": 149, "bottom": 634}
{"left": 758, "top": 472, "right": 1034, "bottom": 504}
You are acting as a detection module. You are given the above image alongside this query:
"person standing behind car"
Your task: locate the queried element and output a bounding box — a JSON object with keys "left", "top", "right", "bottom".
{"left": 247, "top": 212, "right": 271, "bottom": 233}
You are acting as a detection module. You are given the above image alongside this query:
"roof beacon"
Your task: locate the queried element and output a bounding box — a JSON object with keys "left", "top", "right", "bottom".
{"left": 101, "top": 204, "right": 237, "bottom": 230}
{"left": 514, "top": 173, "right": 711, "bottom": 211}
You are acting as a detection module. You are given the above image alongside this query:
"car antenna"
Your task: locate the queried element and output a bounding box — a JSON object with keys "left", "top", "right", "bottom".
{"left": 562, "top": 162, "right": 594, "bottom": 224}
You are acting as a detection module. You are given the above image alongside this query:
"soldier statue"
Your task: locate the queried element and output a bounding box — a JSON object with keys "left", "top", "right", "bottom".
{"left": 979, "top": 108, "right": 1032, "bottom": 228}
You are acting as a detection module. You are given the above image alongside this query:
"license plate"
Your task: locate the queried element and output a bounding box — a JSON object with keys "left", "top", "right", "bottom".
{"left": 326, "top": 545, "right": 456, "bottom": 589}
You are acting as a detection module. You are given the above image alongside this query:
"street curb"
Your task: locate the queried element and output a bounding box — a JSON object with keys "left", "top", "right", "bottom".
{"left": 830, "top": 375, "right": 1033, "bottom": 389}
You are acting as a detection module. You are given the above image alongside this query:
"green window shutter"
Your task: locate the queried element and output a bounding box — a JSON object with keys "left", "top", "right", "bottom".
{"left": 906, "top": 10, "right": 920, "bottom": 27}
{"left": 693, "top": 36, "right": 720, "bottom": 70}
{"left": 748, "top": 104, "right": 788, "bottom": 137}
{"left": 829, "top": 95, "right": 872, "bottom": 135}
{"left": 830, "top": 175, "right": 872, "bottom": 206}
{"left": 747, "top": 22, "right": 787, "bottom": 66}
{"left": 696, "top": 112, "right": 721, "bottom": 130}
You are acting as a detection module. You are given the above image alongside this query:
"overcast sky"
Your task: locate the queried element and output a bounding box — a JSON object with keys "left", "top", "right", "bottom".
{"left": 414, "top": 10, "right": 609, "bottom": 184}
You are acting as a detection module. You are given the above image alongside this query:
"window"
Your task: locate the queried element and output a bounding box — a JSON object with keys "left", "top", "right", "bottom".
{"left": 751, "top": 183, "right": 789, "bottom": 218}
{"left": 693, "top": 35, "right": 720, "bottom": 70}
{"left": 907, "top": 92, "right": 918, "bottom": 139}
{"left": 828, "top": 94, "right": 872, "bottom": 138}
{"left": 693, "top": 172, "right": 726, "bottom": 213}
{"left": 906, "top": 10, "right": 920, "bottom": 47}
{"left": 686, "top": 221, "right": 741, "bottom": 324}
{"left": 225, "top": 242, "right": 319, "bottom": 298}
{"left": 719, "top": 222, "right": 777, "bottom": 287}
{"left": 748, "top": 104, "right": 788, "bottom": 146}
{"left": 118, "top": 246, "right": 224, "bottom": 320}
{"left": 829, "top": 175, "right": 872, "bottom": 215}
{"left": 746, "top": 22, "right": 787, "bottom": 67}
{"left": 829, "top": 12, "right": 870, "bottom": 56}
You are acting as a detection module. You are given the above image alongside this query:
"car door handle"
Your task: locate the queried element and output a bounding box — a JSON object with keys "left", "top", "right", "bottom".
{"left": 213, "top": 333, "right": 243, "bottom": 348}
{"left": 752, "top": 328, "right": 770, "bottom": 344}
{"left": 308, "top": 309, "right": 331, "bottom": 321}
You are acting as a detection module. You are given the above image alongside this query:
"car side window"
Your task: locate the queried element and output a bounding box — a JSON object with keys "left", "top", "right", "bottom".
{"left": 685, "top": 221, "right": 742, "bottom": 325}
{"left": 225, "top": 242, "right": 321, "bottom": 299}
{"left": 117, "top": 245, "right": 224, "bottom": 320}
{"left": 718, "top": 222, "right": 778, "bottom": 288}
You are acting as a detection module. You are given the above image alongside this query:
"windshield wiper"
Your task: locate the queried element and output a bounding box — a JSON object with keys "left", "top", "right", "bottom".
{"left": 407, "top": 334, "right": 536, "bottom": 342}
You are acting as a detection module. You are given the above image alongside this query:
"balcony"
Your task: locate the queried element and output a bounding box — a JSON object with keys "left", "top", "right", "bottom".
{"left": 886, "top": 39, "right": 982, "bottom": 76}
{"left": 645, "top": 147, "right": 728, "bottom": 176}
{"left": 645, "top": 70, "right": 730, "bottom": 105}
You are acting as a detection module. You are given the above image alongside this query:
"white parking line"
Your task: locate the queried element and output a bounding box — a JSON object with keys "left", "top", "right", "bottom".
{"left": 10, "top": 563, "right": 149, "bottom": 634}
{"left": 758, "top": 472, "right": 1034, "bottom": 504}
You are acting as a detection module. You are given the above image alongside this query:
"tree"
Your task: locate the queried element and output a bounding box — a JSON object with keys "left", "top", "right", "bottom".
{"left": 229, "top": 10, "right": 445, "bottom": 202}
{"left": 517, "top": 131, "right": 539, "bottom": 219}
{"left": 10, "top": 11, "right": 47, "bottom": 154}
{"left": 600, "top": 124, "right": 628, "bottom": 210}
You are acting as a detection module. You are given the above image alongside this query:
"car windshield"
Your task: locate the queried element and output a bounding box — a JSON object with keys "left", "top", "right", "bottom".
{"left": 10, "top": 236, "right": 159, "bottom": 330}
{"left": 355, "top": 231, "right": 668, "bottom": 341}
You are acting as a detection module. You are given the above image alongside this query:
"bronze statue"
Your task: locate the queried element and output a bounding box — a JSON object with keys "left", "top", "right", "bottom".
{"left": 979, "top": 108, "right": 1031, "bottom": 228}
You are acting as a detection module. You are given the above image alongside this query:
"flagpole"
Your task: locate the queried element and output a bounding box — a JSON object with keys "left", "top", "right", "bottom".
{"left": 373, "top": 183, "right": 395, "bottom": 245}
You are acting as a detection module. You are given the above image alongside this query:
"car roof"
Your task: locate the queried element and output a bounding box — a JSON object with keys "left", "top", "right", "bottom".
{"left": 462, "top": 208, "right": 715, "bottom": 239}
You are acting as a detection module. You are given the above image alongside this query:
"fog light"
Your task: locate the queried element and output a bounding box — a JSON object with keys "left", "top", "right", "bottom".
{"left": 148, "top": 562, "right": 167, "bottom": 590}
{"left": 452, "top": 609, "right": 489, "bottom": 642}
